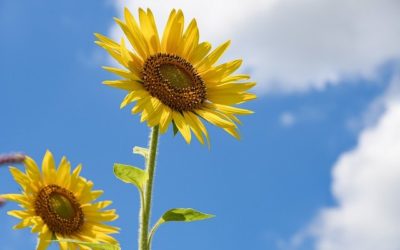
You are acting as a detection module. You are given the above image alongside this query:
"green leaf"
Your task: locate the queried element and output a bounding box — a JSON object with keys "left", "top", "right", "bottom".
{"left": 172, "top": 120, "right": 179, "bottom": 136}
{"left": 113, "top": 163, "right": 147, "bottom": 191}
{"left": 133, "top": 146, "right": 149, "bottom": 159}
{"left": 160, "top": 208, "right": 215, "bottom": 223}
{"left": 148, "top": 208, "right": 215, "bottom": 246}
{"left": 52, "top": 239, "right": 120, "bottom": 250}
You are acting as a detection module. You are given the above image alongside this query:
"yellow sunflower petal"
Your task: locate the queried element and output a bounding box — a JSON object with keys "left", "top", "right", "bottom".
{"left": 94, "top": 33, "right": 119, "bottom": 49}
{"left": 131, "top": 95, "right": 152, "bottom": 114}
{"left": 146, "top": 110, "right": 163, "bottom": 127}
{"left": 207, "top": 82, "right": 256, "bottom": 92}
{"left": 82, "top": 200, "right": 113, "bottom": 211}
{"left": 114, "top": 20, "right": 143, "bottom": 60}
{"left": 74, "top": 180, "right": 94, "bottom": 202}
{"left": 42, "top": 150, "right": 56, "bottom": 185}
{"left": 189, "top": 41, "right": 212, "bottom": 65}
{"left": 167, "top": 10, "right": 184, "bottom": 53}
{"left": 140, "top": 97, "right": 162, "bottom": 124}
{"left": 1, "top": 194, "right": 29, "bottom": 205}
{"left": 146, "top": 103, "right": 164, "bottom": 127}
{"left": 86, "top": 222, "right": 120, "bottom": 234}
{"left": 204, "top": 106, "right": 240, "bottom": 125}
{"left": 172, "top": 111, "right": 192, "bottom": 143}
{"left": 197, "top": 40, "right": 231, "bottom": 72}
{"left": 56, "top": 156, "right": 71, "bottom": 187}
{"left": 71, "top": 239, "right": 92, "bottom": 250}
{"left": 196, "top": 109, "right": 236, "bottom": 128}
{"left": 159, "top": 106, "right": 173, "bottom": 134}
{"left": 9, "top": 167, "right": 28, "bottom": 190}
{"left": 201, "top": 59, "right": 242, "bottom": 82}
{"left": 14, "top": 217, "right": 34, "bottom": 229}
{"left": 90, "top": 190, "right": 104, "bottom": 202}
{"left": 223, "top": 126, "right": 241, "bottom": 139}
{"left": 31, "top": 217, "right": 45, "bottom": 233}
{"left": 73, "top": 233, "right": 97, "bottom": 243}
{"left": 187, "top": 112, "right": 210, "bottom": 147}
{"left": 207, "top": 92, "right": 257, "bottom": 105}
{"left": 36, "top": 226, "right": 52, "bottom": 250}
{"left": 114, "top": 8, "right": 150, "bottom": 59}
{"left": 23, "top": 156, "right": 41, "bottom": 184}
{"left": 119, "top": 37, "right": 143, "bottom": 74}
{"left": 225, "top": 113, "right": 242, "bottom": 125}
{"left": 102, "top": 66, "right": 141, "bottom": 81}
{"left": 205, "top": 102, "right": 254, "bottom": 115}
{"left": 183, "top": 112, "right": 204, "bottom": 144}
{"left": 95, "top": 41, "right": 127, "bottom": 68}
{"left": 55, "top": 234, "right": 69, "bottom": 250}
{"left": 161, "top": 9, "right": 177, "bottom": 52}
{"left": 220, "top": 74, "right": 251, "bottom": 83}
{"left": 85, "top": 209, "right": 118, "bottom": 222}
{"left": 79, "top": 189, "right": 104, "bottom": 204}
{"left": 139, "top": 8, "right": 161, "bottom": 54}
{"left": 180, "top": 19, "right": 200, "bottom": 58}
{"left": 91, "top": 233, "right": 119, "bottom": 244}
{"left": 8, "top": 210, "right": 32, "bottom": 219}
{"left": 200, "top": 107, "right": 242, "bottom": 140}
{"left": 69, "top": 164, "right": 83, "bottom": 190}
{"left": 103, "top": 79, "right": 144, "bottom": 91}
{"left": 120, "top": 90, "right": 148, "bottom": 109}
{"left": 124, "top": 8, "right": 150, "bottom": 56}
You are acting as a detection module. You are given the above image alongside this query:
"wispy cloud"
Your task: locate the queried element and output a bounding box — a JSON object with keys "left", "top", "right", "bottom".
{"left": 279, "top": 112, "right": 296, "bottom": 127}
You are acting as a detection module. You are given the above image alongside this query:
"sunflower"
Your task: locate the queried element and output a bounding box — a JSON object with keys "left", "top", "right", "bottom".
{"left": 1, "top": 151, "right": 119, "bottom": 250}
{"left": 95, "top": 8, "right": 256, "bottom": 144}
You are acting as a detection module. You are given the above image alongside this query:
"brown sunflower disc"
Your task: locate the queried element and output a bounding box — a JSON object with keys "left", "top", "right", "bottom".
{"left": 142, "top": 53, "right": 207, "bottom": 112}
{"left": 35, "top": 184, "right": 84, "bottom": 235}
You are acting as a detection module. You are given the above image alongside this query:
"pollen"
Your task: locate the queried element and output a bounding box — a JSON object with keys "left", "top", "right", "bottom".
{"left": 142, "top": 53, "right": 206, "bottom": 112}
{"left": 35, "top": 184, "right": 84, "bottom": 235}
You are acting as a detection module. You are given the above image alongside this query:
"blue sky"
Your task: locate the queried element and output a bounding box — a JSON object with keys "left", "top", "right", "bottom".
{"left": 1, "top": 1, "right": 400, "bottom": 250}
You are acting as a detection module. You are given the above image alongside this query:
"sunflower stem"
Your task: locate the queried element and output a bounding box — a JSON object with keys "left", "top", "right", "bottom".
{"left": 139, "top": 125, "right": 160, "bottom": 250}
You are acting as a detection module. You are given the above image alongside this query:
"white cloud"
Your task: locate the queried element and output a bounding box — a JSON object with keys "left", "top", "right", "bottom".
{"left": 280, "top": 112, "right": 296, "bottom": 127}
{"left": 110, "top": 0, "right": 277, "bottom": 43}
{"left": 110, "top": 0, "right": 400, "bottom": 93}
{"left": 346, "top": 73, "right": 400, "bottom": 132}
{"left": 285, "top": 75, "right": 400, "bottom": 250}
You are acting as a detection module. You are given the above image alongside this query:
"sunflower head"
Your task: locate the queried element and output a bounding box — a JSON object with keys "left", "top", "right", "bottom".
{"left": 95, "top": 8, "right": 256, "bottom": 145}
{"left": 1, "top": 151, "right": 119, "bottom": 250}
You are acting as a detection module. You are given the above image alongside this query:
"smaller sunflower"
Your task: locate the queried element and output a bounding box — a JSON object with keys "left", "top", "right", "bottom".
{"left": 1, "top": 151, "right": 119, "bottom": 250}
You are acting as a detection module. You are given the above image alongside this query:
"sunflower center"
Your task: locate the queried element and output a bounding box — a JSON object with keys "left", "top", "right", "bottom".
{"left": 142, "top": 53, "right": 206, "bottom": 112}
{"left": 49, "top": 193, "right": 75, "bottom": 219}
{"left": 35, "top": 184, "right": 84, "bottom": 235}
{"left": 159, "top": 64, "right": 193, "bottom": 88}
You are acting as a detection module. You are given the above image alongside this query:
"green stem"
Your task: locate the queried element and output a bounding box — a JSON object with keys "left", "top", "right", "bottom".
{"left": 139, "top": 126, "right": 160, "bottom": 250}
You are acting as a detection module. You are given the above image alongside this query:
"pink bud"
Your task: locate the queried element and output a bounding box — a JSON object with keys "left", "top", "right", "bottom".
{"left": 0, "top": 153, "right": 25, "bottom": 166}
